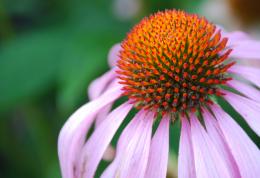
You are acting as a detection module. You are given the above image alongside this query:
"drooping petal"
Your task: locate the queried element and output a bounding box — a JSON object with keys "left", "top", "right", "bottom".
{"left": 88, "top": 68, "right": 116, "bottom": 100}
{"left": 190, "top": 113, "right": 240, "bottom": 178}
{"left": 224, "top": 31, "right": 250, "bottom": 46}
{"left": 229, "top": 40, "right": 260, "bottom": 60}
{"left": 178, "top": 117, "right": 196, "bottom": 178}
{"left": 89, "top": 75, "right": 119, "bottom": 161}
{"left": 88, "top": 68, "right": 119, "bottom": 126}
{"left": 101, "top": 111, "right": 153, "bottom": 178}
{"left": 94, "top": 104, "right": 113, "bottom": 127}
{"left": 77, "top": 102, "right": 132, "bottom": 178}
{"left": 228, "top": 80, "right": 260, "bottom": 103}
{"left": 213, "top": 106, "right": 260, "bottom": 178}
{"left": 58, "top": 85, "right": 122, "bottom": 178}
{"left": 223, "top": 31, "right": 260, "bottom": 60}
{"left": 228, "top": 65, "right": 260, "bottom": 87}
{"left": 94, "top": 78, "right": 122, "bottom": 125}
{"left": 88, "top": 72, "right": 118, "bottom": 126}
{"left": 88, "top": 43, "right": 121, "bottom": 100}
{"left": 145, "top": 116, "right": 170, "bottom": 178}
{"left": 224, "top": 90, "right": 260, "bottom": 136}
{"left": 203, "top": 110, "right": 241, "bottom": 178}
{"left": 108, "top": 43, "right": 121, "bottom": 67}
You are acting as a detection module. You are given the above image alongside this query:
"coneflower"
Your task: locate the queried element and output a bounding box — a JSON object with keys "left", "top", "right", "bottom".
{"left": 58, "top": 10, "right": 260, "bottom": 178}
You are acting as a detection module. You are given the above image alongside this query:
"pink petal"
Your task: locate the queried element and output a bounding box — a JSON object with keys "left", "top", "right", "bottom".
{"left": 108, "top": 43, "right": 121, "bottom": 68}
{"left": 88, "top": 68, "right": 116, "bottom": 100}
{"left": 203, "top": 110, "right": 241, "bottom": 178}
{"left": 223, "top": 31, "right": 260, "bottom": 60}
{"left": 93, "top": 79, "right": 121, "bottom": 125}
{"left": 101, "top": 111, "right": 154, "bottom": 178}
{"left": 58, "top": 85, "right": 122, "bottom": 178}
{"left": 88, "top": 70, "right": 118, "bottom": 126}
{"left": 224, "top": 31, "right": 250, "bottom": 46}
{"left": 89, "top": 75, "right": 119, "bottom": 161}
{"left": 94, "top": 104, "right": 113, "bottom": 127}
{"left": 224, "top": 90, "right": 260, "bottom": 136}
{"left": 230, "top": 40, "right": 260, "bottom": 60}
{"left": 77, "top": 102, "right": 132, "bottom": 178}
{"left": 178, "top": 117, "right": 196, "bottom": 178}
{"left": 228, "top": 80, "right": 260, "bottom": 103}
{"left": 144, "top": 116, "right": 170, "bottom": 178}
{"left": 190, "top": 113, "right": 240, "bottom": 178}
{"left": 213, "top": 106, "right": 260, "bottom": 178}
{"left": 228, "top": 65, "right": 260, "bottom": 87}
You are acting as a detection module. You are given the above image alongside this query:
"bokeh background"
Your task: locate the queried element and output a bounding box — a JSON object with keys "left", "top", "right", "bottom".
{"left": 0, "top": 0, "right": 259, "bottom": 178}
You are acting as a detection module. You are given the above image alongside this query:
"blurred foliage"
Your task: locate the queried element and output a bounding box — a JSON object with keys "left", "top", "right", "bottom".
{"left": 143, "top": 0, "right": 203, "bottom": 14}
{"left": 0, "top": 0, "right": 129, "bottom": 177}
{"left": 8, "top": 0, "right": 260, "bottom": 178}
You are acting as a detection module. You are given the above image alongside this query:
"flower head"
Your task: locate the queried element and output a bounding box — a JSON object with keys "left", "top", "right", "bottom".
{"left": 58, "top": 10, "right": 260, "bottom": 178}
{"left": 118, "top": 10, "right": 233, "bottom": 114}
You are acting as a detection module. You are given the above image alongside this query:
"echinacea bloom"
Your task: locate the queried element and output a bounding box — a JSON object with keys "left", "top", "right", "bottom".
{"left": 58, "top": 10, "right": 260, "bottom": 178}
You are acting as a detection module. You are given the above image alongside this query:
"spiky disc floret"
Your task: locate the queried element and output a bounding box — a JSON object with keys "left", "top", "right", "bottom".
{"left": 117, "top": 10, "right": 233, "bottom": 115}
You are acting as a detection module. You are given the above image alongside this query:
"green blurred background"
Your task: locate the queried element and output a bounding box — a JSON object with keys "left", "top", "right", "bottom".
{"left": 0, "top": 0, "right": 259, "bottom": 177}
